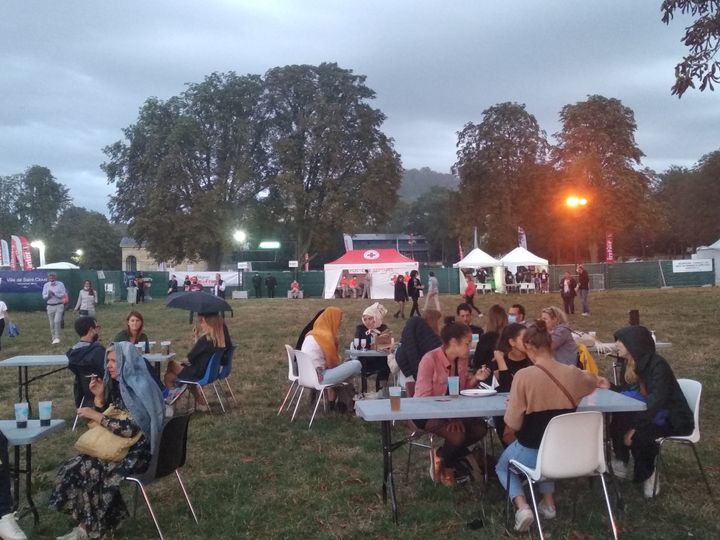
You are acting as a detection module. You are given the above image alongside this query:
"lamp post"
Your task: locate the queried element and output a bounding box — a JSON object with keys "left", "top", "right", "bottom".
{"left": 30, "top": 240, "right": 46, "bottom": 267}
{"left": 565, "top": 196, "right": 589, "bottom": 263}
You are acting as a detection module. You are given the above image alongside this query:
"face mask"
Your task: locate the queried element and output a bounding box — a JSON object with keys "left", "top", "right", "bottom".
{"left": 508, "top": 314, "right": 518, "bottom": 324}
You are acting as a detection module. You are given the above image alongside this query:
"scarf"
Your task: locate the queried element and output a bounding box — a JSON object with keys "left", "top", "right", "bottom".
{"left": 362, "top": 302, "right": 387, "bottom": 333}
{"left": 307, "top": 307, "right": 342, "bottom": 368}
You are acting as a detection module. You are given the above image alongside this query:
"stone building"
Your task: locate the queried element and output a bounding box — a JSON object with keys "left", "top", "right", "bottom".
{"left": 120, "top": 237, "right": 209, "bottom": 273}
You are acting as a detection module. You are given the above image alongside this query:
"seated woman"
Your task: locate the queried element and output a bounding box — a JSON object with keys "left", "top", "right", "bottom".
{"left": 113, "top": 311, "right": 150, "bottom": 353}
{"left": 608, "top": 325, "right": 693, "bottom": 497}
{"left": 496, "top": 320, "right": 606, "bottom": 533}
{"left": 487, "top": 323, "right": 533, "bottom": 441}
{"left": 354, "top": 303, "right": 391, "bottom": 391}
{"left": 50, "top": 342, "right": 164, "bottom": 540}
{"left": 415, "top": 319, "right": 488, "bottom": 484}
{"left": 164, "top": 312, "right": 229, "bottom": 411}
{"left": 540, "top": 306, "right": 577, "bottom": 366}
{"left": 395, "top": 310, "right": 442, "bottom": 380}
{"left": 472, "top": 304, "right": 507, "bottom": 371}
{"left": 300, "top": 307, "right": 361, "bottom": 407}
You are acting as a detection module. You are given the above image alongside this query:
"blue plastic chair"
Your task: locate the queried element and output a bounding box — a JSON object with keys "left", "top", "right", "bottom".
{"left": 214, "top": 347, "right": 237, "bottom": 406}
{"left": 177, "top": 351, "right": 224, "bottom": 414}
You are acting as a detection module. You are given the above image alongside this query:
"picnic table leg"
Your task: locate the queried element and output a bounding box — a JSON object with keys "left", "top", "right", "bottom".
{"left": 17, "top": 367, "right": 23, "bottom": 402}
{"left": 12, "top": 446, "right": 20, "bottom": 513}
{"left": 603, "top": 413, "right": 625, "bottom": 514}
{"left": 24, "top": 445, "right": 39, "bottom": 524}
{"left": 380, "top": 420, "right": 399, "bottom": 523}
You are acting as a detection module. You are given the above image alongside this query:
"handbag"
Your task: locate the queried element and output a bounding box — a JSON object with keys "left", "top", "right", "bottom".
{"left": 79, "top": 309, "right": 89, "bottom": 316}
{"left": 74, "top": 404, "right": 142, "bottom": 461}
{"left": 7, "top": 321, "right": 19, "bottom": 337}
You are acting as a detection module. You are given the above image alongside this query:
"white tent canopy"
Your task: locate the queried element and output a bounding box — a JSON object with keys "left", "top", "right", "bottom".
{"left": 323, "top": 249, "right": 418, "bottom": 299}
{"left": 37, "top": 262, "right": 80, "bottom": 269}
{"left": 499, "top": 246, "right": 549, "bottom": 267}
{"left": 693, "top": 238, "right": 720, "bottom": 284}
{"left": 452, "top": 248, "right": 500, "bottom": 268}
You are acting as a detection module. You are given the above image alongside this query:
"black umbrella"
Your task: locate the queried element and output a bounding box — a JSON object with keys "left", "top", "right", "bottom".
{"left": 166, "top": 291, "right": 232, "bottom": 314}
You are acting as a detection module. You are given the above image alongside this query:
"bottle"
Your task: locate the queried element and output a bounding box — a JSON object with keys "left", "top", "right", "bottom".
{"left": 650, "top": 330, "right": 657, "bottom": 344}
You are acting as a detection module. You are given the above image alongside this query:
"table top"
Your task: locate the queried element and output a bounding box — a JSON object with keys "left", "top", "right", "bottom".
{"left": 346, "top": 349, "right": 388, "bottom": 357}
{"left": 0, "top": 355, "right": 69, "bottom": 368}
{"left": 355, "top": 388, "right": 646, "bottom": 422}
{"left": 0, "top": 419, "right": 66, "bottom": 446}
{"left": 143, "top": 353, "right": 176, "bottom": 363}
{"left": 587, "top": 341, "right": 671, "bottom": 354}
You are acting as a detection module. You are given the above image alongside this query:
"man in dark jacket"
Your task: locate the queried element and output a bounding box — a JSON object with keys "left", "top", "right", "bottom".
{"left": 395, "top": 316, "right": 442, "bottom": 379}
{"left": 66, "top": 317, "right": 106, "bottom": 407}
{"left": 252, "top": 273, "right": 262, "bottom": 298}
{"left": 265, "top": 274, "right": 277, "bottom": 298}
{"left": 577, "top": 264, "right": 590, "bottom": 316}
{"left": 608, "top": 325, "right": 693, "bottom": 497}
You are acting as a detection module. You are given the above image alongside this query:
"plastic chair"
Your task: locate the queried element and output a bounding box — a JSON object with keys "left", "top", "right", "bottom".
{"left": 214, "top": 347, "right": 237, "bottom": 406}
{"left": 506, "top": 411, "right": 617, "bottom": 540}
{"left": 177, "top": 351, "right": 225, "bottom": 414}
{"left": 654, "top": 378, "right": 711, "bottom": 497}
{"left": 278, "top": 344, "right": 300, "bottom": 415}
{"left": 124, "top": 414, "right": 198, "bottom": 540}
{"left": 291, "top": 350, "right": 347, "bottom": 428}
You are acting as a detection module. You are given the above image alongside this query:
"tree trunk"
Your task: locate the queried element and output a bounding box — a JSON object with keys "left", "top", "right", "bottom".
{"left": 589, "top": 240, "right": 599, "bottom": 263}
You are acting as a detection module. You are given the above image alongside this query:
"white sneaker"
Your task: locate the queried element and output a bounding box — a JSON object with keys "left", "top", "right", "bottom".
{"left": 611, "top": 459, "right": 628, "bottom": 479}
{"left": 0, "top": 512, "right": 27, "bottom": 540}
{"left": 538, "top": 501, "right": 557, "bottom": 519}
{"left": 52, "top": 338, "right": 61, "bottom": 345}
{"left": 514, "top": 506, "right": 535, "bottom": 532}
{"left": 582, "top": 312, "right": 589, "bottom": 317}
{"left": 643, "top": 470, "right": 659, "bottom": 498}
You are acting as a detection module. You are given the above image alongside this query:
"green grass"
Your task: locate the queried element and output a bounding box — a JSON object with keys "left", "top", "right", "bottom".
{"left": 1, "top": 288, "right": 719, "bottom": 539}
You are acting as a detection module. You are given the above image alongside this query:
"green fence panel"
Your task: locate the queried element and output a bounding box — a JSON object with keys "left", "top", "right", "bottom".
{"left": 419, "top": 266, "right": 460, "bottom": 295}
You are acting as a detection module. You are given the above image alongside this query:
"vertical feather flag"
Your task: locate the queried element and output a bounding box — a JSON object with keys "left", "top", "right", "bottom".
{"left": 19, "top": 235, "right": 33, "bottom": 270}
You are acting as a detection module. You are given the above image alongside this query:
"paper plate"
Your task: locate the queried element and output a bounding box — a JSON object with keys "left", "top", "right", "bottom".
{"left": 460, "top": 388, "right": 497, "bottom": 397}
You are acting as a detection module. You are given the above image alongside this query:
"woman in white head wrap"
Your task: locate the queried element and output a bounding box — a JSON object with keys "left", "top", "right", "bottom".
{"left": 354, "top": 303, "right": 390, "bottom": 392}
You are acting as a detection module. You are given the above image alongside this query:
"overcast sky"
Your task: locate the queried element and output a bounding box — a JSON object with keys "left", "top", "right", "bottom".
{"left": 1, "top": 0, "right": 718, "bottom": 214}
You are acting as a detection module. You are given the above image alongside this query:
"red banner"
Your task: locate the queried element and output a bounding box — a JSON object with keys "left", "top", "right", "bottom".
{"left": 605, "top": 233, "right": 614, "bottom": 263}
{"left": 10, "top": 235, "right": 19, "bottom": 271}
{"left": 19, "top": 235, "right": 33, "bottom": 270}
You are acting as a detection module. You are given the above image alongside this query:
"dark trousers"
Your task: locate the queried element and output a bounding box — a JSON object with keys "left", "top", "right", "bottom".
{"left": 409, "top": 296, "right": 421, "bottom": 317}
{"left": 0, "top": 319, "right": 4, "bottom": 350}
{"left": 267, "top": 287, "right": 275, "bottom": 298}
{"left": 0, "top": 432, "right": 12, "bottom": 515}
{"left": 464, "top": 295, "right": 482, "bottom": 314}
{"left": 136, "top": 287, "right": 145, "bottom": 303}
{"left": 610, "top": 412, "right": 675, "bottom": 482}
{"left": 562, "top": 295, "right": 575, "bottom": 314}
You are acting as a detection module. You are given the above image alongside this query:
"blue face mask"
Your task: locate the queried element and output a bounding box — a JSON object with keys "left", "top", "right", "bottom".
{"left": 508, "top": 314, "right": 518, "bottom": 324}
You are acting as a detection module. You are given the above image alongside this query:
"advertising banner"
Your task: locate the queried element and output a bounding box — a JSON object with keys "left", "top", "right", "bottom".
{"left": 10, "top": 235, "right": 19, "bottom": 270}
{"left": 0, "top": 238, "right": 8, "bottom": 266}
{"left": 605, "top": 233, "right": 614, "bottom": 263}
{"left": 0, "top": 270, "right": 48, "bottom": 293}
{"left": 672, "top": 259, "right": 713, "bottom": 273}
{"left": 19, "top": 235, "right": 33, "bottom": 270}
{"left": 175, "top": 271, "right": 241, "bottom": 288}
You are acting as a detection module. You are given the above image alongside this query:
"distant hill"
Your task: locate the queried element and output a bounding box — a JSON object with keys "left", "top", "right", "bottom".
{"left": 399, "top": 167, "right": 459, "bottom": 201}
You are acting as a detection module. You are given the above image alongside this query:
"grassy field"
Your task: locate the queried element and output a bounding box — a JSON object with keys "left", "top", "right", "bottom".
{"left": 1, "top": 287, "right": 719, "bottom": 539}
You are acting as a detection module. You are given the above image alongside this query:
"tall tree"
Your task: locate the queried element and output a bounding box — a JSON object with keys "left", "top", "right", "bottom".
{"left": 661, "top": 0, "right": 720, "bottom": 97}
{"left": 454, "top": 102, "right": 550, "bottom": 254}
{"left": 15, "top": 166, "right": 71, "bottom": 241}
{"left": 48, "top": 206, "right": 122, "bottom": 269}
{"left": 104, "top": 72, "right": 269, "bottom": 269}
{"left": 0, "top": 173, "right": 24, "bottom": 236}
{"left": 554, "top": 95, "right": 652, "bottom": 262}
{"left": 259, "top": 63, "right": 402, "bottom": 260}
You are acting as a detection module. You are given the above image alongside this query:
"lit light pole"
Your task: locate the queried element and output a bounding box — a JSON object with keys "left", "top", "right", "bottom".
{"left": 233, "top": 229, "right": 247, "bottom": 244}
{"left": 30, "top": 240, "right": 46, "bottom": 267}
{"left": 565, "top": 195, "right": 589, "bottom": 263}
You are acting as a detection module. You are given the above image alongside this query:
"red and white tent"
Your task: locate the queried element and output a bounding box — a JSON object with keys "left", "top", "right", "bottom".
{"left": 323, "top": 249, "right": 419, "bottom": 299}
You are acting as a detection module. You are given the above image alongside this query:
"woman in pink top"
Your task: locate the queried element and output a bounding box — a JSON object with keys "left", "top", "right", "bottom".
{"left": 415, "top": 319, "right": 489, "bottom": 482}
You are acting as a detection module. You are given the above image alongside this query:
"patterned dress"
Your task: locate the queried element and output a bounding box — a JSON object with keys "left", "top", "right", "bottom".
{"left": 49, "top": 390, "right": 151, "bottom": 539}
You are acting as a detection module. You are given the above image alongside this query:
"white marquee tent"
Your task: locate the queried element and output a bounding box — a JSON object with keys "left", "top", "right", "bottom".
{"left": 499, "top": 246, "right": 549, "bottom": 268}
{"left": 692, "top": 238, "right": 720, "bottom": 284}
{"left": 453, "top": 248, "right": 501, "bottom": 293}
{"left": 323, "top": 249, "right": 418, "bottom": 299}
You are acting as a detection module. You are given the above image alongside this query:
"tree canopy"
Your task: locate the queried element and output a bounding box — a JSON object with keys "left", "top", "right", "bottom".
{"left": 48, "top": 206, "right": 122, "bottom": 269}
{"left": 662, "top": 0, "right": 720, "bottom": 97}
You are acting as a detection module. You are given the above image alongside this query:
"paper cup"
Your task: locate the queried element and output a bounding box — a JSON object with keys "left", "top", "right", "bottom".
{"left": 39, "top": 400, "right": 52, "bottom": 426}
{"left": 389, "top": 386, "right": 402, "bottom": 411}
{"left": 14, "top": 402, "right": 29, "bottom": 428}
{"left": 447, "top": 376, "right": 460, "bottom": 398}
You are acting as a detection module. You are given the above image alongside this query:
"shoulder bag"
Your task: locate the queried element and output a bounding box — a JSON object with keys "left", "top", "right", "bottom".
{"left": 534, "top": 364, "right": 578, "bottom": 408}
{"left": 74, "top": 404, "right": 142, "bottom": 461}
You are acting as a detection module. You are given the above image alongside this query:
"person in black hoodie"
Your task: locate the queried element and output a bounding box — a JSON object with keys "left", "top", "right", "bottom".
{"left": 608, "top": 325, "right": 694, "bottom": 497}
{"left": 66, "top": 317, "right": 107, "bottom": 407}
{"left": 395, "top": 312, "right": 442, "bottom": 379}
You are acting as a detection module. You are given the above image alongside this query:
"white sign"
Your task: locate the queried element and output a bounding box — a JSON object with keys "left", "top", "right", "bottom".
{"left": 288, "top": 260, "right": 299, "bottom": 268}
{"left": 363, "top": 250, "right": 380, "bottom": 260}
{"left": 237, "top": 262, "right": 250, "bottom": 270}
{"left": 672, "top": 259, "right": 713, "bottom": 273}
{"left": 176, "top": 271, "right": 241, "bottom": 288}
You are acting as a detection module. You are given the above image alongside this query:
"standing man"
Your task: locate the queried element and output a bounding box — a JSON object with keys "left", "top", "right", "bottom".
{"left": 0, "top": 298, "right": 8, "bottom": 351}
{"left": 424, "top": 271, "right": 441, "bottom": 311}
{"left": 42, "top": 272, "right": 66, "bottom": 345}
{"left": 252, "top": 273, "right": 262, "bottom": 298}
{"left": 577, "top": 264, "right": 590, "bottom": 316}
{"left": 167, "top": 274, "right": 178, "bottom": 295}
{"left": 361, "top": 269, "right": 372, "bottom": 299}
{"left": 135, "top": 272, "right": 145, "bottom": 303}
{"left": 559, "top": 271, "right": 577, "bottom": 315}
{"left": 265, "top": 274, "right": 277, "bottom": 298}
{"left": 213, "top": 273, "right": 226, "bottom": 298}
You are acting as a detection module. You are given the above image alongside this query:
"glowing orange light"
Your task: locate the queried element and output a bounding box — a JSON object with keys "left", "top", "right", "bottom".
{"left": 566, "top": 196, "right": 588, "bottom": 208}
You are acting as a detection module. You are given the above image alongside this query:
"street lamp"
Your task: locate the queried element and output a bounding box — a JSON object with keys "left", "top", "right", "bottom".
{"left": 565, "top": 195, "right": 589, "bottom": 262}
{"left": 233, "top": 229, "right": 247, "bottom": 243}
{"left": 75, "top": 249, "right": 84, "bottom": 257}
{"left": 30, "top": 240, "right": 46, "bottom": 267}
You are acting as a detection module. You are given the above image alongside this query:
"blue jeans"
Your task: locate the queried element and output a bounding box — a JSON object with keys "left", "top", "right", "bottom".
{"left": 320, "top": 359, "right": 362, "bottom": 385}
{"left": 579, "top": 289, "right": 590, "bottom": 314}
{"left": 496, "top": 440, "right": 554, "bottom": 501}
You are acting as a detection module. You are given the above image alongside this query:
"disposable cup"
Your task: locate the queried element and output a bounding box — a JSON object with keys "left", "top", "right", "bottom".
{"left": 14, "top": 402, "right": 29, "bottom": 428}
{"left": 447, "top": 376, "right": 460, "bottom": 398}
{"left": 38, "top": 401, "right": 52, "bottom": 426}
{"left": 161, "top": 341, "right": 171, "bottom": 355}
{"left": 389, "top": 386, "right": 402, "bottom": 411}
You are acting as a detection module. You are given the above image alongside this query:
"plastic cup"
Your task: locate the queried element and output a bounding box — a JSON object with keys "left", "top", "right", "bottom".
{"left": 389, "top": 386, "right": 402, "bottom": 411}
{"left": 38, "top": 401, "right": 52, "bottom": 426}
{"left": 161, "top": 341, "right": 171, "bottom": 355}
{"left": 447, "top": 376, "right": 460, "bottom": 398}
{"left": 14, "top": 402, "right": 29, "bottom": 428}
{"left": 135, "top": 343, "right": 144, "bottom": 355}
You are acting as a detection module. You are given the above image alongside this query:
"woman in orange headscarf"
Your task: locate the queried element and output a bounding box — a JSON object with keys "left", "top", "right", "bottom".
{"left": 300, "top": 307, "right": 361, "bottom": 394}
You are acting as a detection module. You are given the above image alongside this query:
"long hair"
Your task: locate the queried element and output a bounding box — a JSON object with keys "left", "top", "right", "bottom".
{"left": 485, "top": 304, "right": 508, "bottom": 334}
{"left": 84, "top": 279, "right": 95, "bottom": 296}
{"left": 496, "top": 323, "right": 527, "bottom": 355}
{"left": 541, "top": 306, "right": 567, "bottom": 324}
{"left": 200, "top": 313, "right": 226, "bottom": 348}
{"left": 126, "top": 310, "right": 144, "bottom": 338}
{"left": 422, "top": 309, "right": 442, "bottom": 335}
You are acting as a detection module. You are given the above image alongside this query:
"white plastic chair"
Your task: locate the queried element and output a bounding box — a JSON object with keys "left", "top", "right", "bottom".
{"left": 291, "top": 350, "right": 347, "bottom": 428}
{"left": 507, "top": 411, "right": 617, "bottom": 540}
{"left": 653, "top": 378, "right": 711, "bottom": 497}
{"left": 277, "top": 345, "right": 299, "bottom": 415}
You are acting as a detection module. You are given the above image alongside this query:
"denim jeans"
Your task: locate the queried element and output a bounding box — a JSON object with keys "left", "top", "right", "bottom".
{"left": 579, "top": 289, "right": 590, "bottom": 314}
{"left": 320, "top": 359, "right": 362, "bottom": 385}
{"left": 496, "top": 440, "right": 554, "bottom": 501}
{"left": 46, "top": 303, "right": 64, "bottom": 340}
{"left": 0, "top": 432, "right": 12, "bottom": 516}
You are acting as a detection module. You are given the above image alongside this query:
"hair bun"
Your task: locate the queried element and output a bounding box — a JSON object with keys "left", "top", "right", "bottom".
{"left": 443, "top": 316, "right": 456, "bottom": 326}
{"left": 534, "top": 319, "right": 547, "bottom": 332}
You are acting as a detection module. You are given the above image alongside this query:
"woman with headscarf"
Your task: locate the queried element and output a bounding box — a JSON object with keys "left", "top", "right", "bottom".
{"left": 608, "top": 325, "right": 693, "bottom": 498}
{"left": 354, "top": 303, "right": 391, "bottom": 391}
{"left": 301, "top": 307, "right": 361, "bottom": 402}
{"left": 50, "top": 343, "right": 164, "bottom": 540}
